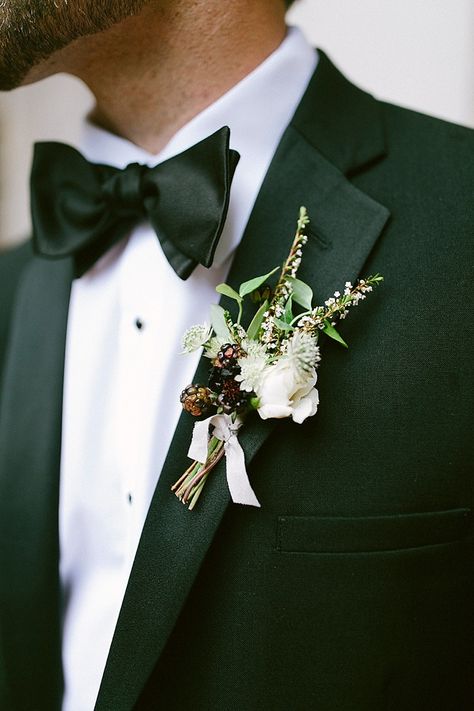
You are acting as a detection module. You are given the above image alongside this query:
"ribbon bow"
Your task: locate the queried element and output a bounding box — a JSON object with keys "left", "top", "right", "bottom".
{"left": 188, "top": 414, "right": 260, "bottom": 508}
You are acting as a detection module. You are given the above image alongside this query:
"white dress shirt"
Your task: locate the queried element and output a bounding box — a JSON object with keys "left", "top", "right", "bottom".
{"left": 59, "top": 26, "right": 317, "bottom": 711}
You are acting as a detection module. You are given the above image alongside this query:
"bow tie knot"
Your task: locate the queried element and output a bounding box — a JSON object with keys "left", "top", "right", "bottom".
{"left": 102, "top": 163, "right": 159, "bottom": 217}
{"left": 101, "top": 162, "right": 152, "bottom": 216}
{"left": 31, "top": 126, "right": 240, "bottom": 279}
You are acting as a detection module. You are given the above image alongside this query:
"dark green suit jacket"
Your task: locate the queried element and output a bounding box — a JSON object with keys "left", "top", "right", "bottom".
{"left": 0, "top": 52, "right": 473, "bottom": 711}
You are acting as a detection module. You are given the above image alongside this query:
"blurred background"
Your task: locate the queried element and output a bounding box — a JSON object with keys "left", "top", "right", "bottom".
{"left": 0, "top": 0, "right": 473, "bottom": 248}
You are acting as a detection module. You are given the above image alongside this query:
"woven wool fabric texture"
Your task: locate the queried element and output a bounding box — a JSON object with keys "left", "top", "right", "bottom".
{"left": 0, "top": 52, "right": 473, "bottom": 711}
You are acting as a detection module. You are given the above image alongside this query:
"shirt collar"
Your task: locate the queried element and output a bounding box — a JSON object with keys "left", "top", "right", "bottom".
{"left": 80, "top": 26, "right": 318, "bottom": 267}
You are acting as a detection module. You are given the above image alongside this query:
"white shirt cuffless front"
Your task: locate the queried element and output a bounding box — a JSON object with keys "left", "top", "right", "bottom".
{"left": 59, "top": 27, "right": 318, "bottom": 711}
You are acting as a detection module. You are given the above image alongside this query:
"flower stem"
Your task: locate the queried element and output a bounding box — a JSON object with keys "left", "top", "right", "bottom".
{"left": 237, "top": 299, "right": 243, "bottom": 326}
{"left": 172, "top": 436, "right": 225, "bottom": 508}
{"left": 171, "top": 460, "right": 199, "bottom": 492}
{"left": 260, "top": 206, "right": 310, "bottom": 348}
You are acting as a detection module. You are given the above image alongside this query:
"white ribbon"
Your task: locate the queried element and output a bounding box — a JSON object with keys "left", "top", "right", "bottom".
{"left": 188, "top": 414, "right": 261, "bottom": 508}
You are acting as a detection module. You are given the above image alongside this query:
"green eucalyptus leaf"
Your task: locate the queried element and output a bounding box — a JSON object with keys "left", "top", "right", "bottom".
{"left": 274, "top": 317, "right": 294, "bottom": 332}
{"left": 323, "top": 319, "right": 348, "bottom": 348}
{"left": 288, "top": 277, "right": 313, "bottom": 310}
{"left": 239, "top": 266, "right": 279, "bottom": 299}
{"left": 216, "top": 283, "right": 242, "bottom": 303}
{"left": 210, "top": 304, "right": 232, "bottom": 341}
{"left": 247, "top": 300, "right": 269, "bottom": 341}
{"left": 284, "top": 295, "right": 294, "bottom": 324}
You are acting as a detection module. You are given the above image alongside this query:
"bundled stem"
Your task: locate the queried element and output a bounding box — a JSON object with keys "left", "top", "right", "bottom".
{"left": 172, "top": 436, "right": 225, "bottom": 510}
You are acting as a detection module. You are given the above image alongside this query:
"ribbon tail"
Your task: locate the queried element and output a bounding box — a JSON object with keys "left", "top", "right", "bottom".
{"left": 187, "top": 415, "right": 217, "bottom": 463}
{"left": 224, "top": 435, "right": 261, "bottom": 508}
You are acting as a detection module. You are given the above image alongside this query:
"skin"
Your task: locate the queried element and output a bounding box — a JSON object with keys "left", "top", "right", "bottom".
{"left": 0, "top": 0, "right": 288, "bottom": 152}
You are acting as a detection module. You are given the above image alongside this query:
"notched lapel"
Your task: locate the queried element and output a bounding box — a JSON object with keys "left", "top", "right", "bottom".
{"left": 235, "top": 125, "right": 390, "bottom": 312}
{"left": 97, "top": 59, "right": 390, "bottom": 711}
{"left": 0, "top": 255, "right": 73, "bottom": 711}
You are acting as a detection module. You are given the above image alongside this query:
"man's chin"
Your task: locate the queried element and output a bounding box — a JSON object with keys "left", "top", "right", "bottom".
{"left": 20, "top": 63, "right": 58, "bottom": 87}
{"left": 0, "top": 64, "right": 24, "bottom": 91}
{"left": 0, "top": 56, "right": 62, "bottom": 92}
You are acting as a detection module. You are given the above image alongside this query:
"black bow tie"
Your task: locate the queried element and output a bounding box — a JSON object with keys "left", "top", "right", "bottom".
{"left": 31, "top": 126, "right": 240, "bottom": 279}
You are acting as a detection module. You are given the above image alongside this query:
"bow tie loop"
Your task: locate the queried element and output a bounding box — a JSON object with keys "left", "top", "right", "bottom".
{"left": 101, "top": 162, "right": 156, "bottom": 218}
{"left": 31, "top": 126, "right": 240, "bottom": 279}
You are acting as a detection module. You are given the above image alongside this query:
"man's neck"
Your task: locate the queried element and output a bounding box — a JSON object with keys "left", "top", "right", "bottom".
{"left": 35, "top": 1, "right": 287, "bottom": 153}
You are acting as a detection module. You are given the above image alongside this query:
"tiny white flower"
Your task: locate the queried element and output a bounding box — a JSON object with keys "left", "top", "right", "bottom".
{"left": 241, "top": 339, "right": 268, "bottom": 359}
{"left": 181, "top": 323, "right": 212, "bottom": 354}
{"left": 281, "top": 331, "right": 321, "bottom": 378}
{"left": 235, "top": 352, "right": 269, "bottom": 393}
{"left": 203, "top": 336, "right": 223, "bottom": 360}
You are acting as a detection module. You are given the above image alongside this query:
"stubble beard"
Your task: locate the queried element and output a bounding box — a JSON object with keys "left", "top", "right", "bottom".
{"left": 0, "top": 0, "right": 151, "bottom": 90}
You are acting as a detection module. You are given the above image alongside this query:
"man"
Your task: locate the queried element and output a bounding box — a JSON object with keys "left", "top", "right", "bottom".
{"left": 0, "top": 1, "right": 472, "bottom": 709}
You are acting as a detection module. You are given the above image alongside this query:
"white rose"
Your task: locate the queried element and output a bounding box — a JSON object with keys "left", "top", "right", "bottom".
{"left": 256, "top": 361, "right": 319, "bottom": 424}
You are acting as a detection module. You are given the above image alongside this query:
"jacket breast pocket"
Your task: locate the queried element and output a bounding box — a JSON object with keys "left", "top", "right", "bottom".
{"left": 276, "top": 508, "right": 472, "bottom": 554}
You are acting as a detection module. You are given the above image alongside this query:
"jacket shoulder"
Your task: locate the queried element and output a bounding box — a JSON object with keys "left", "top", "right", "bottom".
{"left": 380, "top": 101, "right": 474, "bottom": 179}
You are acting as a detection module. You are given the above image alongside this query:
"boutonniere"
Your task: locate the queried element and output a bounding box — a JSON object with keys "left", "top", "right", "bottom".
{"left": 172, "top": 207, "right": 383, "bottom": 510}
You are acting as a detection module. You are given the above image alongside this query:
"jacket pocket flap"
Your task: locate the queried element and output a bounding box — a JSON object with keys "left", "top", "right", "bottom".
{"left": 277, "top": 508, "right": 472, "bottom": 553}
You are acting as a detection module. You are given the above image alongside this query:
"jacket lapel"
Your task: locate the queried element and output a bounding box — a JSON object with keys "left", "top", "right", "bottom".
{"left": 0, "top": 256, "right": 73, "bottom": 711}
{"left": 96, "top": 52, "right": 390, "bottom": 711}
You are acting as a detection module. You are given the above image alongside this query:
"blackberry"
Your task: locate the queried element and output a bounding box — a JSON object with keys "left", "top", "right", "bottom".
{"left": 217, "top": 343, "right": 242, "bottom": 369}
{"left": 208, "top": 364, "right": 238, "bottom": 391}
{"left": 180, "top": 384, "right": 214, "bottom": 417}
{"left": 217, "top": 378, "right": 249, "bottom": 414}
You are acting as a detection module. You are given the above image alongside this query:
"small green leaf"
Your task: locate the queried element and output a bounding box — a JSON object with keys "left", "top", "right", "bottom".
{"left": 288, "top": 277, "right": 313, "bottom": 310}
{"left": 210, "top": 304, "right": 232, "bottom": 341}
{"left": 247, "top": 300, "right": 269, "bottom": 340}
{"left": 284, "top": 295, "right": 294, "bottom": 324}
{"left": 239, "top": 266, "right": 279, "bottom": 299}
{"left": 216, "top": 283, "right": 242, "bottom": 303}
{"left": 274, "top": 318, "right": 294, "bottom": 332}
{"left": 323, "top": 319, "right": 348, "bottom": 348}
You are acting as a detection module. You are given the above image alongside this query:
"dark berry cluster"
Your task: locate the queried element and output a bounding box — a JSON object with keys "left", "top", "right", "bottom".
{"left": 209, "top": 343, "right": 248, "bottom": 414}
{"left": 180, "top": 384, "right": 213, "bottom": 417}
{"left": 217, "top": 343, "right": 243, "bottom": 367}
{"left": 217, "top": 378, "right": 248, "bottom": 414}
{"left": 181, "top": 344, "right": 250, "bottom": 417}
{"left": 208, "top": 343, "right": 240, "bottom": 389}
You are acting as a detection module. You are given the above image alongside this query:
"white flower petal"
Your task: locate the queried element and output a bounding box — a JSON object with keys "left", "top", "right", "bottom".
{"left": 255, "top": 359, "right": 319, "bottom": 424}
{"left": 258, "top": 403, "right": 293, "bottom": 420}
{"left": 291, "top": 388, "right": 319, "bottom": 424}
